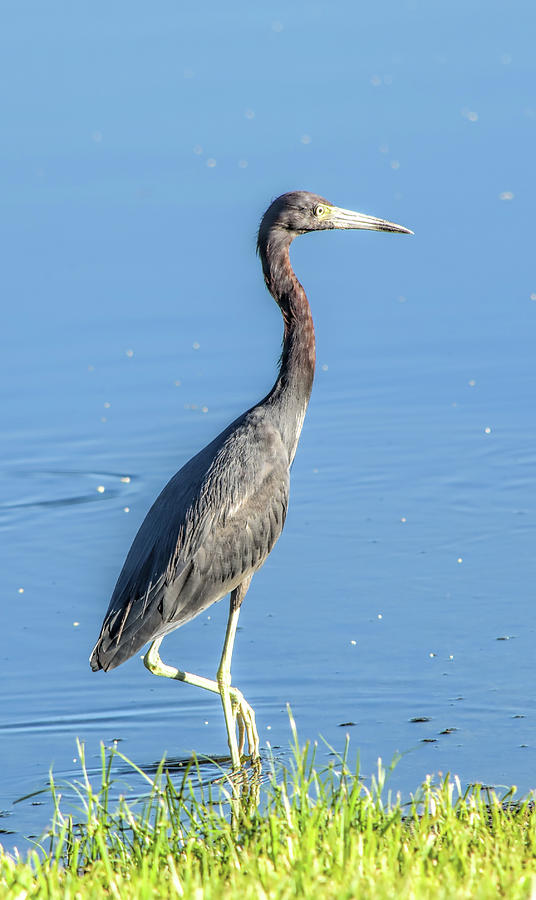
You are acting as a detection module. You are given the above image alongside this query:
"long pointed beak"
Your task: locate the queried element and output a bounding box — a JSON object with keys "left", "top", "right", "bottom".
{"left": 330, "top": 206, "right": 413, "bottom": 235}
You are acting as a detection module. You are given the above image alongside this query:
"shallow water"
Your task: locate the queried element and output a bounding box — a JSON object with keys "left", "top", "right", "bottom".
{"left": 2, "top": 0, "right": 536, "bottom": 849}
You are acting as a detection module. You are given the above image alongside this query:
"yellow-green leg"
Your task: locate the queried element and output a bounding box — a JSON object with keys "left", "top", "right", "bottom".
{"left": 143, "top": 577, "right": 259, "bottom": 769}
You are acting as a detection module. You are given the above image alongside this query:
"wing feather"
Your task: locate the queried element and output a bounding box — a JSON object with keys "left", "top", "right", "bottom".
{"left": 90, "top": 412, "right": 289, "bottom": 671}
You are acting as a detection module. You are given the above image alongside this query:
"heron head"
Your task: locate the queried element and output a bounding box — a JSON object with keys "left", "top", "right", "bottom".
{"left": 258, "top": 191, "right": 413, "bottom": 249}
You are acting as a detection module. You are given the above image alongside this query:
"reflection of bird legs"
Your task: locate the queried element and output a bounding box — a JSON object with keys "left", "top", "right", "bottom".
{"left": 143, "top": 579, "right": 259, "bottom": 770}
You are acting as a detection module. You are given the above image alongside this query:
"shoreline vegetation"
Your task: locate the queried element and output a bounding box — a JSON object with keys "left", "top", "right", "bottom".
{"left": 2, "top": 723, "right": 536, "bottom": 899}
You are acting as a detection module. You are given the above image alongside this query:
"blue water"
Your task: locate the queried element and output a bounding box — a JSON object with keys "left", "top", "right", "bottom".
{"left": 2, "top": 0, "right": 535, "bottom": 849}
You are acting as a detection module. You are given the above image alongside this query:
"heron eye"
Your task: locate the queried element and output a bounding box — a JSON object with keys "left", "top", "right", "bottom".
{"left": 314, "top": 205, "right": 325, "bottom": 218}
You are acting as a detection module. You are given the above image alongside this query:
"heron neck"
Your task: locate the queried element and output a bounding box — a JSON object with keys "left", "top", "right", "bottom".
{"left": 259, "top": 232, "right": 316, "bottom": 463}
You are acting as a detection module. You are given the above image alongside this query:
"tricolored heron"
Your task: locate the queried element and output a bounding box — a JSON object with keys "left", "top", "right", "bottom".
{"left": 90, "top": 191, "right": 412, "bottom": 769}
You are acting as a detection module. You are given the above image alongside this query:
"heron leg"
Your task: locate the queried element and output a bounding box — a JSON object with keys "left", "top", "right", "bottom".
{"left": 143, "top": 588, "right": 259, "bottom": 768}
{"left": 217, "top": 577, "right": 259, "bottom": 767}
{"left": 143, "top": 640, "right": 253, "bottom": 755}
{"left": 144, "top": 637, "right": 221, "bottom": 694}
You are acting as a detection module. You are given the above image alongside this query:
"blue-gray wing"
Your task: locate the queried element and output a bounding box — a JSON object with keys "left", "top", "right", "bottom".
{"left": 90, "top": 411, "right": 289, "bottom": 670}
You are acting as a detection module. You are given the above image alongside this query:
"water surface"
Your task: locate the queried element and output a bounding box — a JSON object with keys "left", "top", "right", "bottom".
{"left": 1, "top": 0, "right": 535, "bottom": 848}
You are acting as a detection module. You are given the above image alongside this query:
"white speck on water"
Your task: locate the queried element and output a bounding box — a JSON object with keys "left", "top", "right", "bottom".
{"left": 193, "top": 342, "right": 200, "bottom": 350}
{"left": 267, "top": 724, "right": 272, "bottom": 730}
{"left": 206, "top": 158, "right": 216, "bottom": 168}
{"left": 73, "top": 621, "right": 79, "bottom": 627}
{"left": 174, "top": 380, "right": 181, "bottom": 386}
{"left": 350, "top": 640, "right": 357, "bottom": 645}
{"left": 120, "top": 476, "right": 131, "bottom": 483}
{"left": 449, "top": 654, "right": 454, "bottom": 660}
{"left": 101, "top": 417, "right": 107, "bottom": 423}
{"left": 301, "top": 134, "right": 311, "bottom": 144}
{"left": 123, "top": 507, "right": 130, "bottom": 513}
{"left": 390, "top": 160, "right": 400, "bottom": 170}
{"left": 379, "top": 143, "right": 389, "bottom": 153}
{"left": 429, "top": 652, "right": 436, "bottom": 658}
{"left": 499, "top": 191, "right": 514, "bottom": 200}
{"left": 378, "top": 614, "right": 383, "bottom": 619}
{"left": 462, "top": 108, "right": 478, "bottom": 122}
{"left": 201, "top": 406, "right": 208, "bottom": 413}
{"left": 204, "top": 720, "right": 209, "bottom": 726}
{"left": 125, "top": 349, "right": 134, "bottom": 358}
{"left": 97, "top": 485, "right": 105, "bottom": 493}
{"left": 530, "top": 293, "right": 536, "bottom": 301}
{"left": 484, "top": 426, "right": 492, "bottom": 434}
{"left": 104, "top": 401, "right": 111, "bottom": 408}
{"left": 457, "top": 557, "right": 463, "bottom": 564}
{"left": 18, "top": 587, "right": 24, "bottom": 594}
{"left": 321, "top": 363, "right": 328, "bottom": 371}
{"left": 468, "top": 379, "right": 476, "bottom": 386}
{"left": 400, "top": 516, "right": 407, "bottom": 523}
{"left": 370, "top": 74, "right": 381, "bottom": 86}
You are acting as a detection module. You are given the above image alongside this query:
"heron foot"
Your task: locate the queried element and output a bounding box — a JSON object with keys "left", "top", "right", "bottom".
{"left": 229, "top": 688, "right": 259, "bottom": 759}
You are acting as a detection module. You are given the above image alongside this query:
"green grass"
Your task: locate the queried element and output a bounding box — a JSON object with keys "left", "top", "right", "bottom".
{"left": 2, "top": 722, "right": 536, "bottom": 899}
